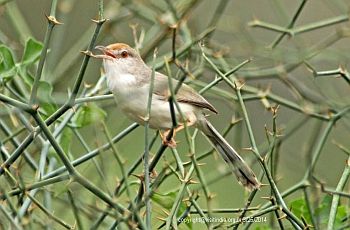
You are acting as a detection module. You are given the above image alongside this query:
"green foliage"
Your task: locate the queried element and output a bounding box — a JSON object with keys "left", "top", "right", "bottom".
{"left": 0, "top": 38, "right": 57, "bottom": 115}
{"left": 21, "top": 38, "right": 43, "bottom": 66}
{"left": 151, "top": 191, "right": 191, "bottom": 228}
{"left": 59, "top": 127, "right": 73, "bottom": 155}
{"left": 290, "top": 198, "right": 312, "bottom": 224}
{"left": 37, "top": 80, "right": 57, "bottom": 116}
{"left": 152, "top": 191, "right": 179, "bottom": 210}
{"left": 0, "top": 45, "right": 16, "bottom": 80}
{"left": 0, "top": 38, "right": 44, "bottom": 82}
{"left": 73, "top": 102, "right": 107, "bottom": 128}
{"left": 48, "top": 127, "right": 74, "bottom": 161}
{"left": 290, "top": 195, "right": 349, "bottom": 228}
{"left": 314, "top": 195, "right": 348, "bottom": 229}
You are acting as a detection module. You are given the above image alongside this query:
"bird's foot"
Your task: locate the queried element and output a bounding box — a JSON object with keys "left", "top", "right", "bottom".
{"left": 162, "top": 138, "right": 177, "bottom": 148}
{"left": 160, "top": 130, "right": 177, "bottom": 148}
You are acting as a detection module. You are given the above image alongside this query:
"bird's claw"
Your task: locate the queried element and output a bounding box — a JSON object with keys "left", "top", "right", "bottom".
{"left": 160, "top": 131, "right": 177, "bottom": 148}
{"left": 162, "top": 138, "right": 177, "bottom": 148}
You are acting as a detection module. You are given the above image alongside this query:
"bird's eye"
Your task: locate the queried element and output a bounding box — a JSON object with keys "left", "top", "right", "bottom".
{"left": 121, "top": 51, "right": 128, "bottom": 58}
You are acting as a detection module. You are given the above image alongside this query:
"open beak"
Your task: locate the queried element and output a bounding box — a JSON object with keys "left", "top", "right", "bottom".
{"left": 93, "top": 45, "right": 116, "bottom": 60}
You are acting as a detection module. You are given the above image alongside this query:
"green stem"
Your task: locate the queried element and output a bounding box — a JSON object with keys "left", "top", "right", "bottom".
{"left": 327, "top": 156, "right": 350, "bottom": 230}
{"left": 68, "top": 19, "right": 106, "bottom": 103}
{"left": 270, "top": 0, "right": 308, "bottom": 48}
{"left": 165, "top": 165, "right": 195, "bottom": 230}
{"left": 236, "top": 86, "right": 304, "bottom": 229}
{"left": 27, "top": 193, "right": 73, "bottom": 229}
{"left": 29, "top": 0, "right": 59, "bottom": 105}
{"left": 0, "top": 93, "right": 33, "bottom": 112}
{"left": 32, "top": 112, "right": 127, "bottom": 214}
{"left": 42, "top": 123, "right": 139, "bottom": 180}
{"left": 143, "top": 49, "right": 157, "bottom": 229}
{"left": 0, "top": 205, "right": 23, "bottom": 230}
{"left": 1, "top": 174, "right": 69, "bottom": 199}
{"left": 102, "top": 123, "right": 146, "bottom": 230}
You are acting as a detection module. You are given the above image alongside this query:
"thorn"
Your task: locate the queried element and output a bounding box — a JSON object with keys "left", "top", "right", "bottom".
{"left": 231, "top": 117, "right": 243, "bottom": 125}
{"left": 182, "top": 197, "right": 190, "bottom": 202}
{"left": 71, "top": 106, "right": 77, "bottom": 113}
{"left": 271, "top": 105, "right": 280, "bottom": 116}
{"left": 254, "top": 204, "right": 262, "bottom": 209}
{"left": 131, "top": 173, "right": 144, "bottom": 181}
{"left": 234, "top": 80, "right": 245, "bottom": 90}
{"left": 31, "top": 104, "right": 39, "bottom": 111}
{"left": 303, "top": 62, "right": 317, "bottom": 77}
{"left": 278, "top": 214, "right": 287, "bottom": 220}
{"left": 150, "top": 169, "right": 158, "bottom": 179}
{"left": 273, "top": 175, "right": 283, "bottom": 183}
{"left": 248, "top": 17, "right": 260, "bottom": 27}
{"left": 260, "top": 196, "right": 273, "bottom": 201}
{"left": 83, "top": 82, "right": 93, "bottom": 89}
{"left": 208, "top": 193, "right": 216, "bottom": 199}
{"left": 45, "top": 14, "right": 63, "bottom": 25}
{"left": 91, "top": 18, "right": 108, "bottom": 24}
{"left": 169, "top": 23, "right": 178, "bottom": 29}
{"left": 81, "top": 50, "right": 93, "bottom": 56}
{"left": 153, "top": 47, "right": 158, "bottom": 58}
{"left": 187, "top": 179, "right": 199, "bottom": 184}
{"left": 278, "top": 206, "right": 283, "bottom": 212}
{"left": 264, "top": 126, "right": 273, "bottom": 136}
{"left": 263, "top": 154, "right": 268, "bottom": 163}
{"left": 161, "top": 208, "right": 170, "bottom": 216}
{"left": 156, "top": 216, "right": 166, "bottom": 222}
{"left": 242, "top": 147, "right": 253, "bottom": 151}
{"left": 114, "top": 179, "right": 121, "bottom": 188}
{"left": 259, "top": 183, "right": 269, "bottom": 187}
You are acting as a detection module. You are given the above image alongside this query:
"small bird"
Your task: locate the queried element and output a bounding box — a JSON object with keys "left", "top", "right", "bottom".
{"left": 93, "top": 43, "right": 260, "bottom": 190}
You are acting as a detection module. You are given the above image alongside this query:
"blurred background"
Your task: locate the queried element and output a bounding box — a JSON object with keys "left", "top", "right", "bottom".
{"left": 1, "top": 0, "right": 350, "bottom": 229}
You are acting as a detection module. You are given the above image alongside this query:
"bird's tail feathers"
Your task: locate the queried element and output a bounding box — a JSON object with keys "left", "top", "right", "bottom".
{"left": 199, "top": 118, "right": 261, "bottom": 191}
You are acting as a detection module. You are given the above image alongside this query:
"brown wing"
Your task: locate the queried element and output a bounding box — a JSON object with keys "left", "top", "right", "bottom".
{"left": 153, "top": 72, "right": 218, "bottom": 114}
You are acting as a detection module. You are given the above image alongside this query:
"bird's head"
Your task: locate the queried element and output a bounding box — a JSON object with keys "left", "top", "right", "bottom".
{"left": 95, "top": 43, "right": 146, "bottom": 75}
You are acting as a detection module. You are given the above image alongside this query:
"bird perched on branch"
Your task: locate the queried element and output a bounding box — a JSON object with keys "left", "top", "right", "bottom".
{"left": 92, "top": 43, "right": 260, "bottom": 190}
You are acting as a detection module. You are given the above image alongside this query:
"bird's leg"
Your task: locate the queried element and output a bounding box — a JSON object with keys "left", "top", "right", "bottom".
{"left": 160, "top": 115, "right": 197, "bottom": 148}
{"left": 160, "top": 124, "right": 184, "bottom": 148}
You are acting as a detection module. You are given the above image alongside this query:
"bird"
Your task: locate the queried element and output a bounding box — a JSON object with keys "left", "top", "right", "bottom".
{"left": 93, "top": 43, "right": 260, "bottom": 190}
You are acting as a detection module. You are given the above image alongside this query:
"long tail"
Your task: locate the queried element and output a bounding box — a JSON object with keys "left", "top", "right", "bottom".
{"left": 198, "top": 118, "right": 260, "bottom": 191}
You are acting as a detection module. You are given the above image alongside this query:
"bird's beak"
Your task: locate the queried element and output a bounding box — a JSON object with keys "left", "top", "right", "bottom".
{"left": 93, "top": 45, "right": 116, "bottom": 60}
{"left": 95, "top": 45, "right": 109, "bottom": 52}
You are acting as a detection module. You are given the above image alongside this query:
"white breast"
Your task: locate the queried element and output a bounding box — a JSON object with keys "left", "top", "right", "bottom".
{"left": 103, "top": 60, "right": 199, "bottom": 130}
{"left": 106, "top": 73, "right": 137, "bottom": 94}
